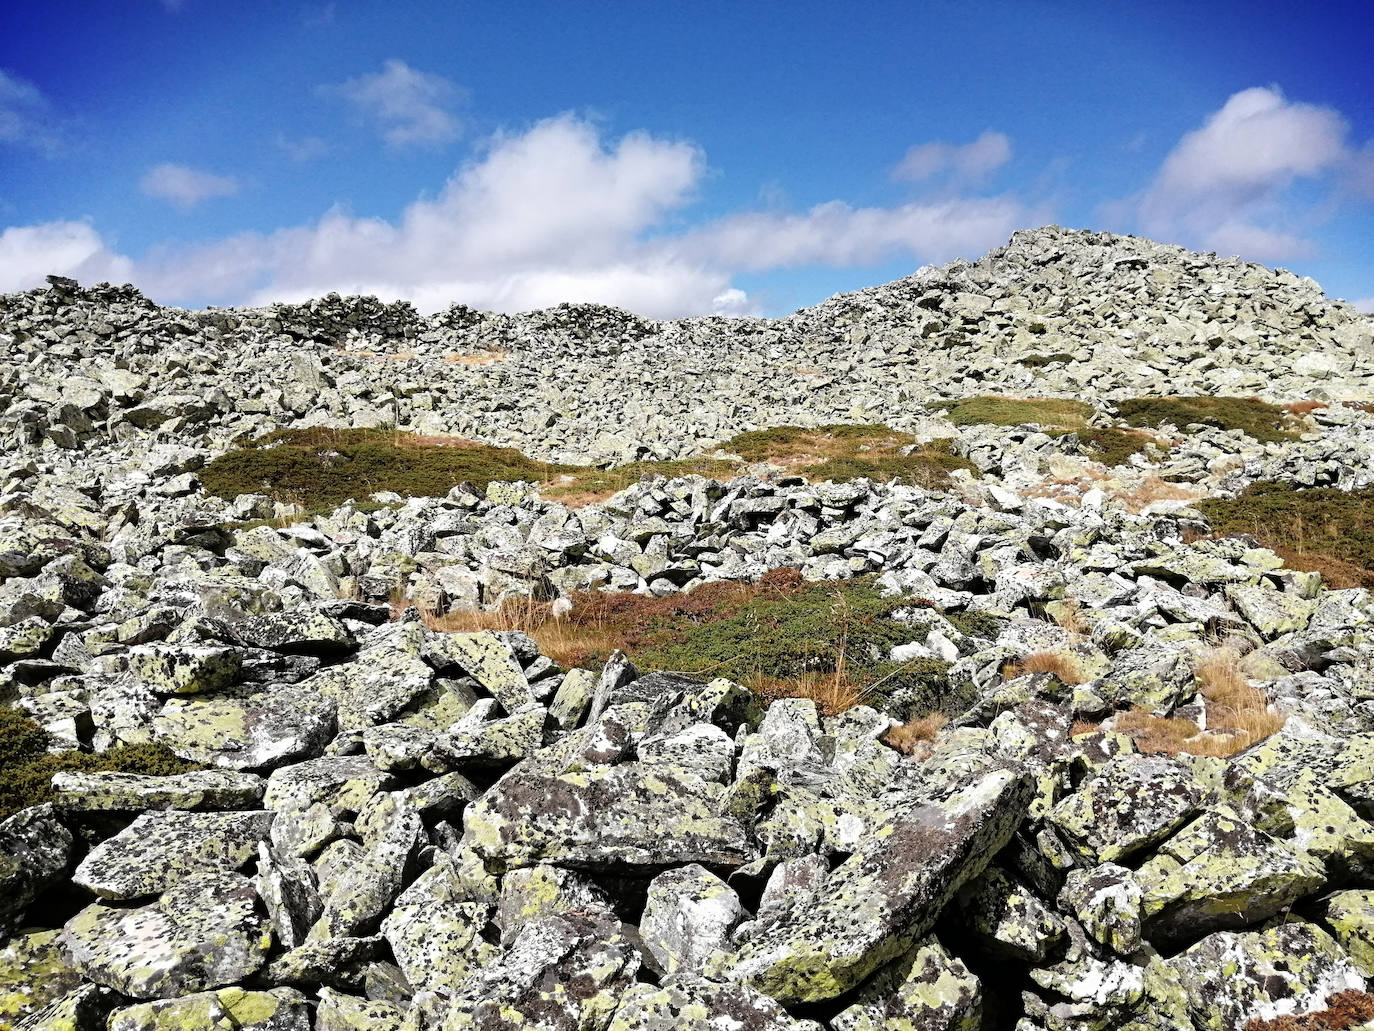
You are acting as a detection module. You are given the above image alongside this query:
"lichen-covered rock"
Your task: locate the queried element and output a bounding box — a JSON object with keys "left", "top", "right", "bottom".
{"left": 154, "top": 685, "right": 337, "bottom": 769}
{"left": 0, "top": 929, "right": 84, "bottom": 1029}
{"left": 50, "top": 770, "right": 266, "bottom": 812}
{"left": 1133, "top": 807, "right": 1326, "bottom": 946}
{"left": 263, "top": 936, "right": 383, "bottom": 991}
{"left": 235, "top": 611, "right": 356, "bottom": 655}
{"left": 445, "top": 911, "right": 640, "bottom": 1030}
{"left": 314, "top": 989, "right": 406, "bottom": 1031}
{"left": 59, "top": 870, "right": 271, "bottom": 999}
{"left": 11, "top": 983, "right": 118, "bottom": 1031}
{"left": 640, "top": 863, "right": 745, "bottom": 976}
{"left": 254, "top": 840, "right": 320, "bottom": 951}
{"left": 463, "top": 764, "right": 754, "bottom": 872}
{"left": 73, "top": 809, "right": 274, "bottom": 899}
{"left": 830, "top": 936, "right": 983, "bottom": 1031}
{"left": 380, "top": 855, "right": 495, "bottom": 992}
{"left": 308, "top": 793, "right": 422, "bottom": 941}
{"left": 607, "top": 977, "right": 823, "bottom": 1031}
{"left": 710, "top": 767, "right": 1033, "bottom": 1004}
{"left": 495, "top": 864, "right": 616, "bottom": 945}
{"left": 298, "top": 652, "right": 434, "bottom": 730}
{"left": 1166, "top": 921, "right": 1368, "bottom": 1030}
{"left": 1057, "top": 863, "right": 1144, "bottom": 955}
{"left": 0, "top": 615, "right": 54, "bottom": 662}
{"left": 263, "top": 756, "right": 394, "bottom": 816}
{"left": 1047, "top": 755, "right": 1202, "bottom": 864}
{"left": 956, "top": 864, "right": 1066, "bottom": 962}
{"left": 1319, "top": 890, "right": 1374, "bottom": 976}
{"left": 0, "top": 805, "right": 74, "bottom": 931}
{"left": 422, "top": 630, "right": 534, "bottom": 714}
{"left": 129, "top": 645, "right": 242, "bottom": 695}
{"left": 105, "top": 988, "right": 310, "bottom": 1031}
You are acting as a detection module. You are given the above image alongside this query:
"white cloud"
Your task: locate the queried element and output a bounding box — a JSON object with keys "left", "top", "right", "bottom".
{"left": 140, "top": 163, "right": 240, "bottom": 210}
{"left": 893, "top": 130, "right": 1011, "bottom": 185}
{"left": 1353, "top": 297, "right": 1374, "bottom": 314}
{"left": 0, "top": 68, "right": 64, "bottom": 154}
{"left": 4, "top": 115, "right": 1039, "bottom": 317}
{"left": 278, "top": 135, "right": 329, "bottom": 162}
{"left": 0, "top": 221, "right": 132, "bottom": 293}
{"left": 325, "top": 59, "right": 463, "bottom": 148}
{"left": 1135, "top": 86, "right": 1358, "bottom": 260}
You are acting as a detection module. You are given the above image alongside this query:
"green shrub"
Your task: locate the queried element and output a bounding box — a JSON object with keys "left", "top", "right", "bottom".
{"left": 929, "top": 397, "right": 1093, "bottom": 430}
{"left": 630, "top": 576, "right": 971, "bottom": 721}
{"left": 1115, "top": 396, "right": 1299, "bottom": 443}
{"left": 202, "top": 428, "right": 575, "bottom": 510}
{"left": 1065, "top": 427, "right": 1167, "bottom": 467}
{"left": 0, "top": 708, "right": 202, "bottom": 820}
{"left": 1196, "top": 481, "right": 1374, "bottom": 589}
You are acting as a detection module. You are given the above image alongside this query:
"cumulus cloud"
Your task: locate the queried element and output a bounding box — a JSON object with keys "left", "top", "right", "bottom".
{"left": 1134, "top": 86, "right": 1365, "bottom": 260}
{"left": 325, "top": 59, "right": 463, "bottom": 148}
{"left": 1353, "top": 297, "right": 1374, "bottom": 314}
{"left": 1, "top": 115, "right": 1037, "bottom": 317}
{"left": 0, "top": 221, "right": 132, "bottom": 292}
{"left": 277, "top": 135, "right": 329, "bottom": 163}
{"left": 0, "top": 68, "right": 65, "bottom": 154}
{"left": 893, "top": 131, "right": 1011, "bottom": 185}
{"left": 140, "top": 163, "right": 240, "bottom": 210}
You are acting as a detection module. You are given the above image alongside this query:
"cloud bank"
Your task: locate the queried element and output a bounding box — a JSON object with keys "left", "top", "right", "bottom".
{"left": 140, "top": 163, "right": 241, "bottom": 210}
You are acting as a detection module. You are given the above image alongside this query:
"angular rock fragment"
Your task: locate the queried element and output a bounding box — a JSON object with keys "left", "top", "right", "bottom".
{"left": 0, "top": 805, "right": 74, "bottom": 931}
{"left": 60, "top": 871, "right": 270, "bottom": 999}
{"left": 463, "top": 764, "right": 754, "bottom": 872}
{"left": 607, "top": 977, "right": 823, "bottom": 1031}
{"left": 640, "top": 864, "right": 745, "bottom": 976}
{"left": 314, "top": 989, "right": 406, "bottom": 1031}
{"left": 154, "top": 685, "right": 337, "bottom": 770}
{"left": 1047, "top": 755, "right": 1202, "bottom": 864}
{"left": 129, "top": 645, "right": 241, "bottom": 695}
{"left": 73, "top": 809, "right": 273, "bottom": 899}
{"left": 105, "top": 988, "right": 310, "bottom": 1031}
{"left": 830, "top": 936, "right": 982, "bottom": 1031}
{"left": 710, "top": 767, "right": 1033, "bottom": 1003}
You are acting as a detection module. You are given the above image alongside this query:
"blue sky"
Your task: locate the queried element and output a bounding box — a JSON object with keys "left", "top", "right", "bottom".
{"left": 2, "top": 0, "right": 1373, "bottom": 316}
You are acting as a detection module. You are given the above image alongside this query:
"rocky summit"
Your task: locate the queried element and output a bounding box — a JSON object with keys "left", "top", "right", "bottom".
{"left": 2, "top": 225, "right": 1374, "bottom": 1031}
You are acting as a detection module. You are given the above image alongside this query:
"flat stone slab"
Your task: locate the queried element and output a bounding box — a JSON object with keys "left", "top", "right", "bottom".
{"left": 60, "top": 871, "right": 270, "bottom": 1000}
{"left": 51, "top": 770, "right": 266, "bottom": 812}
{"left": 463, "top": 764, "right": 754, "bottom": 873}
{"left": 74, "top": 810, "right": 274, "bottom": 899}
{"left": 154, "top": 686, "right": 337, "bottom": 770}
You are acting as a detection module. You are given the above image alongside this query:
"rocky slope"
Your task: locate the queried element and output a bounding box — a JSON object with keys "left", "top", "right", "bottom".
{"left": 2, "top": 227, "right": 1374, "bottom": 1031}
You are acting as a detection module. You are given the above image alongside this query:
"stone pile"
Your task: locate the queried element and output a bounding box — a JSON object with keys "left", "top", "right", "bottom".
{"left": 3, "top": 227, "right": 1373, "bottom": 465}
{"left": 3, "top": 228, "right": 1374, "bottom": 1030}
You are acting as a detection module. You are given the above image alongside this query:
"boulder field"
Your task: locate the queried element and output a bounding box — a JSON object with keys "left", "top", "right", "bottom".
{"left": 2, "top": 227, "right": 1374, "bottom": 1030}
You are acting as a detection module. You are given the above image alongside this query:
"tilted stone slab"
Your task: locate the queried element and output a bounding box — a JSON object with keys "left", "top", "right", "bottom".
{"left": 607, "top": 977, "right": 824, "bottom": 1031}
{"left": 106, "top": 988, "right": 310, "bottom": 1031}
{"left": 74, "top": 810, "right": 274, "bottom": 899}
{"left": 421, "top": 630, "right": 534, "bottom": 714}
{"left": 708, "top": 766, "right": 1033, "bottom": 1004}
{"left": 830, "top": 936, "right": 983, "bottom": 1031}
{"left": 463, "top": 764, "right": 754, "bottom": 873}
{"left": 60, "top": 871, "right": 270, "bottom": 999}
{"left": 1047, "top": 755, "right": 1202, "bottom": 864}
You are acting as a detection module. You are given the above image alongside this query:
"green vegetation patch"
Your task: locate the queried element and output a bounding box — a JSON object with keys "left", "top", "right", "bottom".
{"left": 1042, "top": 426, "right": 1167, "bottom": 468}
{"left": 1196, "top": 480, "right": 1374, "bottom": 590}
{"left": 929, "top": 396, "right": 1093, "bottom": 430}
{"left": 566, "top": 571, "right": 993, "bottom": 721}
{"left": 203, "top": 424, "right": 978, "bottom": 515}
{"left": 725, "top": 424, "right": 979, "bottom": 488}
{"left": 202, "top": 428, "right": 576, "bottom": 510}
{"left": 1116, "top": 396, "right": 1300, "bottom": 443}
{"left": 0, "top": 707, "right": 202, "bottom": 820}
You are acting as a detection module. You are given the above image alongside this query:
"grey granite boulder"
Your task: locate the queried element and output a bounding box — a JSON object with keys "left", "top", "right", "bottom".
{"left": 73, "top": 809, "right": 273, "bottom": 899}
{"left": 639, "top": 864, "right": 745, "bottom": 976}
{"left": 710, "top": 766, "right": 1033, "bottom": 1003}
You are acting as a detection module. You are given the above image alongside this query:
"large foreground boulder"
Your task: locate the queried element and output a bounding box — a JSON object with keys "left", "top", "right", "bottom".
{"left": 710, "top": 766, "right": 1033, "bottom": 1003}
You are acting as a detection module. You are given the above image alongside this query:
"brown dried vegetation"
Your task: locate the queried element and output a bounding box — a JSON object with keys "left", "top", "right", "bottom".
{"left": 882, "top": 714, "right": 950, "bottom": 756}
{"left": 1002, "top": 650, "right": 1086, "bottom": 686}
{"left": 1244, "top": 990, "right": 1374, "bottom": 1031}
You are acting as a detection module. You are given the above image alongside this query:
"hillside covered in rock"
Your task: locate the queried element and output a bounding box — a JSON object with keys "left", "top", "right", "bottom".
{"left": 3, "top": 226, "right": 1374, "bottom": 1031}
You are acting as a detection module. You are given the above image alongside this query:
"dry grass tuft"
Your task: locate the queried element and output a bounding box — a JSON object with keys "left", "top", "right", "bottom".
{"left": 1048, "top": 599, "right": 1092, "bottom": 635}
{"left": 1069, "top": 719, "right": 1102, "bottom": 738}
{"left": 423, "top": 595, "right": 617, "bottom": 669}
{"left": 882, "top": 714, "right": 949, "bottom": 756}
{"left": 1002, "top": 650, "right": 1086, "bottom": 686}
{"left": 442, "top": 349, "right": 508, "bottom": 366}
{"left": 1283, "top": 400, "right": 1327, "bottom": 416}
{"left": 751, "top": 671, "right": 869, "bottom": 718}
{"left": 1244, "top": 989, "right": 1374, "bottom": 1030}
{"left": 1112, "top": 647, "right": 1285, "bottom": 758}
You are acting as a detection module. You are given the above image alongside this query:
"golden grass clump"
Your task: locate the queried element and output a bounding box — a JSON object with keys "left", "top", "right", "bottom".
{"left": 1111, "top": 647, "right": 1285, "bottom": 758}
{"left": 882, "top": 714, "right": 949, "bottom": 756}
{"left": 1002, "top": 650, "right": 1086, "bottom": 686}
